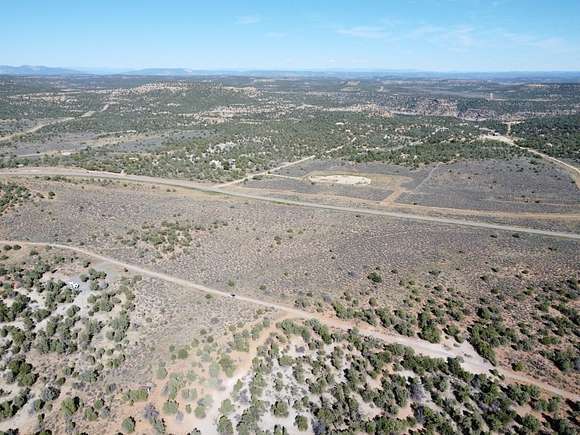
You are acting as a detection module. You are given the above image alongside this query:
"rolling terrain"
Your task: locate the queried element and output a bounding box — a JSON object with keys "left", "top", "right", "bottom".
{"left": 0, "top": 75, "right": 578, "bottom": 434}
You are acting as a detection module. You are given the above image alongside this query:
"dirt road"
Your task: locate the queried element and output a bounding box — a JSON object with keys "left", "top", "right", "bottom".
{"left": 483, "top": 133, "right": 580, "bottom": 188}
{"left": 217, "top": 145, "right": 345, "bottom": 187}
{"left": 0, "top": 103, "right": 109, "bottom": 144}
{"left": 2, "top": 167, "right": 579, "bottom": 241}
{"left": 2, "top": 240, "right": 480, "bottom": 363}
{"left": 218, "top": 154, "right": 316, "bottom": 187}
{"left": 1, "top": 239, "right": 576, "bottom": 400}
{"left": 0, "top": 117, "right": 74, "bottom": 143}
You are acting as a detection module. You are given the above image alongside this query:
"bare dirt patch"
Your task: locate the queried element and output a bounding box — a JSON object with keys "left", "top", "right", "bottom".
{"left": 309, "top": 174, "right": 371, "bottom": 185}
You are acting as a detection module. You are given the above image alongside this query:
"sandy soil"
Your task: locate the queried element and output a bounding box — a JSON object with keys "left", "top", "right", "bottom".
{"left": 309, "top": 174, "right": 372, "bottom": 185}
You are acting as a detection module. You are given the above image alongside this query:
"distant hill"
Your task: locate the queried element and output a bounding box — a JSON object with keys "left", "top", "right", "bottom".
{"left": 0, "top": 65, "right": 83, "bottom": 76}
{"left": 125, "top": 68, "right": 200, "bottom": 76}
{"left": 0, "top": 65, "right": 579, "bottom": 82}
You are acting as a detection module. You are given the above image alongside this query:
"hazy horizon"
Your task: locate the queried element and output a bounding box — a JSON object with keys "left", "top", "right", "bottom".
{"left": 2, "top": 0, "right": 580, "bottom": 71}
{"left": 4, "top": 65, "right": 580, "bottom": 73}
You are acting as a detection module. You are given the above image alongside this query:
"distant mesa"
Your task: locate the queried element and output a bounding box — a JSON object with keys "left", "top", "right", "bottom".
{"left": 1, "top": 65, "right": 580, "bottom": 81}
{"left": 0, "top": 65, "right": 83, "bottom": 76}
{"left": 124, "top": 68, "right": 199, "bottom": 76}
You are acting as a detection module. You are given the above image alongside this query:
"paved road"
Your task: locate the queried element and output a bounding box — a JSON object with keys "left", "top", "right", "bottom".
{"left": 2, "top": 167, "right": 580, "bottom": 241}
{"left": 1, "top": 239, "right": 577, "bottom": 400}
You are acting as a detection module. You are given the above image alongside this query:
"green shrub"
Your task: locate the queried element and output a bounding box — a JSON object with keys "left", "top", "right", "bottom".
{"left": 295, "top": 415, "right": 308, "bottom": 431}
{"left": 217, "top": 415, "right": 234, "bottom": 434}
{"left": 162, "top": 400, "right": 179, "bottom": 415}
{"left": 272, "top": 400, "right": 289, "bottom": 417}
{"left": 122, "top": 416, "right": 136, "bottom": 433}
{"left": 194, "top": 404, "right": 206, "bottom": 419}
{"left": 61, "top": 397, "right": 79, "bottom": 416}
{"left": 156, "top": 366, "right": 168, "bottom": 379}
{"left": 367, "top": 271, "right": 383, "bottom": 283}
{"left": 219, "top": 399, "right": 234, "bottom": 415}
{"left": 125, "top": 388, "right": 149, "bottom": 403}
{"left": 84, "top": 406, "right": 98, "bottom": 421}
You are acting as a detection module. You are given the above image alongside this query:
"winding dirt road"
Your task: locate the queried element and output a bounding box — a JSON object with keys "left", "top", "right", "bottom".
{"left": 0, "top": 239, "right": 577, "bottom": 400}
{"left": 2, "top": 167, "right": 579, "bottom": 241}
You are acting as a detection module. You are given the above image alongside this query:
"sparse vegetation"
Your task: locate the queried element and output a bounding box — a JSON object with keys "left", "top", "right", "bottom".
{"left": 0, "top": 74, "right": 578, "bottom": 434}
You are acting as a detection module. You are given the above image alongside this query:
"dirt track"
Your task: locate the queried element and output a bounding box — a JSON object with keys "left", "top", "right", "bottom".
{"left": 218, "top": 144, "right": 345, "bottom": 187}
{"left": 0, "top": 117, "right": 74, "bottom": 143}
{"left": 218, "top": 154, "right": 316, "bottom": 187}
{"left": 1, "top": 239, "right": 577, "bottom": 401}
{"left": 484, "top": 133, "right": 580, "bottom": 189}
{"left": 2, "top": 167, "right": 579, "bottom": 241}
{"left": 0, "top": 103, "right": 109, "bottom": 144}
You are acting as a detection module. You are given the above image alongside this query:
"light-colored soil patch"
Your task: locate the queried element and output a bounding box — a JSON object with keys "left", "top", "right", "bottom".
{"left": 309, "top": 174, "right": 371, "bottom": 185}
{"left": 304, "top": 170, "right": 413, "bottom": 199}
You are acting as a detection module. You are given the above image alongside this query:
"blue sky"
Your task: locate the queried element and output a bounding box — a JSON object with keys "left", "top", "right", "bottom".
{"left": 2, "top": 0, "right": 579, "bottom": 71}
